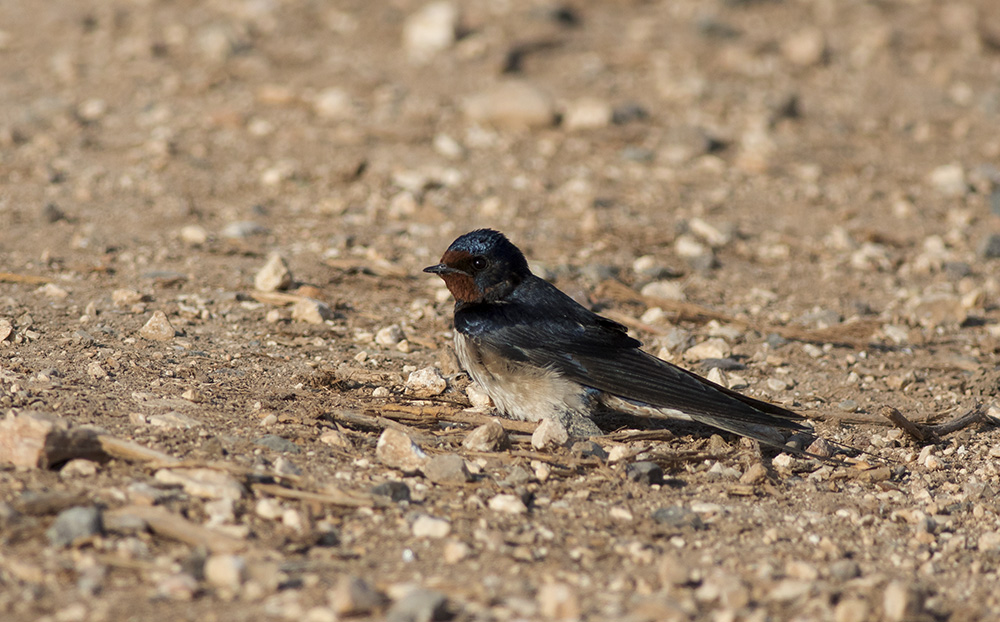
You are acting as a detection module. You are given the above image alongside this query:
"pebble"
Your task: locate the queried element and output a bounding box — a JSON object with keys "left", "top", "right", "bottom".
{"left": 412, "top": 515, "right": 451, "bottom": 539}
{"left": 112, "top": 288, "right": 144, "bottom": 307}
{"left": 640, "top": 280, "right": 685, "bottom": 301}
{"left": 683, "top": 338, "right": 731, "bottom": 361}
{"left": 829, "top": 559, "right": 861, "bottom": 581}
{"left": 139, "top": 311, "right": 177, "bottom": 341}
{"left": 405, "top": 367, "right": 447, "bottom": 397}
{"left": 255, "top": 253, "right": 293, "bottom": 292}
{"left": 329, "top": 575, "right": 386, "bottom": 616}
{"left": 531, "top": 418, "right": 568, "bottom": 450}
{"left": 978, "top": 233, "right": 1000, "bottom": 259}
{"left": 739, "top": 462, "right": 768, "bottom": 485}
{"left": 570, "top": 440, "right": 608, "bottom": 460}
{"left": 256, "top": 498, "right": 284, "bottom": 520}
{"left": 489, "top": 494, "right": 528, "bottom": 514}
{"left": 147, "top": 411, "right": 200, "bottom": 429}
{"left": 443, "top": 540, "right": 471, "bottom": 564}
{"left": 465, "top": 383, "right": 493, "bottom": 409}
{"left": 38, "top": 282, "right": 69, "bottom": 299}
{"left": 627, "top": 461, "right": 664, "bottom": 486}
{"left": 221, "top": 221, "right": 267, "bottom": 239}
{"left": 86, "top": 361, "right": 108, "bottom": 379}
{"left": 291, "top": 298, "right": 332, "bottom": 324}
{"left": 537, "top": 582, "right": 580, "bottom": 620}
{"left": 376, "top": 428, "right": 429, "bottom": 472}
{"left": 977, "top": 530, "right": 1000, "bottom": 552}
{"left": 462, "top": 420, "right": 508, "bottom": 452}
{"left": 371, "top": 481, "right": 411, "bottom": 503}
{"left": 422, "top": 453, "right": 473, "bottom": 484}
{"left": 463, "top": 80, "right": 555, "bottom": 128}
{"left": 386, "top": 589, "right": 450, "bottom": 622}
{"left": 47, "top": 506, "right": 103, "bottom": 547}
{"left": 882, "top": 580, "right": 923, "bottom": 622}
{"left": 688, "top": 218, "right": 733, "bottom": 248}
{"left": 402, "top": 1, "right": 458, "bottom": 60}
{"left": 563, "top": 97, "right": 613, "bottom": 130}
{"left": 767, "top": 377, "right": 792, "bottom": 392}
{"left": 179, "top": 224, "right": 209, "bottom": 245}
{"left": 204, "top": 554, "right": 247, "bottom": 590}
{"left": 255, "top": 435, "right": 302, "bottom": 454}
{"left": 60, "top": 459, "right": 98, "bottom": 478}
{"left": 929, "top": 163, "right": 967, "bottom": 196}
{"left": 781, "top": 27, "right": 827, "bottom": 66}
{"left": 156, "top": 572, "right": 199, "bottom": 601}
{"left": 375, "top": 325, "right": 405, "bottom": 348}
{"left": 652, "top": 506, "right": 705, "bottom": 530}
{"left": 155, "top": 468, "right": 244, "bottom": 500}
{"left": 319, "top": 429, "right": 352, "bottom": 449}
{"left": 312, "top": 87, "right": 352, "bottom": 120}
{"left": 0, "top": 318, "right": 12, "bottom": 341}
{"left": 674, "top": 234, "right": 715, "bottom": 270}
{"left": 834, "top": 598, "right": 869, "bottom": 622}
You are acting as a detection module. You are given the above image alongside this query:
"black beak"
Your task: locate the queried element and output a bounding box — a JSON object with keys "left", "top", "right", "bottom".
{"left": 423, "top": 263, "right": 461, "bottom": 275}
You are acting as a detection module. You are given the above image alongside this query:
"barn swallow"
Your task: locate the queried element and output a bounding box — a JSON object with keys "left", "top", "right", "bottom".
{"left": 424, "top": 229, "right": 809, "bottom": 445}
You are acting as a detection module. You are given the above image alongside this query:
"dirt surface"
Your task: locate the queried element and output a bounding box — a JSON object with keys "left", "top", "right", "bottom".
{"left": 3, "top": 0, "right": 1000, "bottom": 620}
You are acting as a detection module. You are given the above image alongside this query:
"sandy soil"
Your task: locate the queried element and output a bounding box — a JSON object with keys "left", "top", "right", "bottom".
{"left": 2, "top": 0, "right": 1000, "bottom": 620}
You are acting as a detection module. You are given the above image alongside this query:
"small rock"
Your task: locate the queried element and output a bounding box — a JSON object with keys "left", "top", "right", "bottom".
{"left": 204, "top": 554, "right": 247, "bottom": 590}
{"left": 319, "top": 429, "right": 352, "bottom": 449}
{"left": 462, "top": 420, "right": 509, "bottom": 452}
{"left": 684, "top": 338, "right": 731, "bottom": 361}
{"left": 929, "top": 163, "right": 967, "bottom": 196}
{"left": 386, "top": 589, "right": 450, "bottom": 622}
{"left": 155, "top": 468, "right": 244, "bottom": 500}
{"left": 463, "top": 80, "right": 555, "bottom": 128}
{"left": 312, "top": 87, "right": 353, "bottom": 120}
{"left": 329, "top": 575, "right": 386, "bottom": 616}
{"left": 978, "top": 233, "right": 1000, "bottom": 259}
{"left": 255, "top": 435, "right": 301, "bottom": 454}
{"left": 376, "top": 429, "right": 428, "bottom": 472}
{"left": 291, "top": 298, "right": 333, "bottom": 324}
{"left": 147, "top": 411, "right": 200, "bottom": 429}
{"left": 563, "top": 97, "right": 613, "bottom": 130}
{"left": 255, "top": 498, "right": 283, "bottom": 520}
{"left": 112, "top": 289, "right": 144, "bottom": 307}
{"left": 255, "top": 253, "right": 293, "bottom": 292}
{"left": 465, "top": 383, "right": 493, "bottom": 409}
{"left": 47, "top": 506, "right": 102, "bottom": 547}
{"left": 537, "top": 583, "right": 580, "bottom": 620}
{"left": 221, "top": 221, "right": 267, "bottom": 239}
{"left": 139, "top": 311, "right": 177, "bottom": 341}
{"left": 781, "top": 27, "right": 827, "bottom": 66}
{"left": 0, "top": 318, "right": 12, "bottom": 341}
{"left": 674, "top": 234, "right": 715, "bottom": 270}
{"left": 405, "top": 367, "right": 447, "bottom": 398}
{"left": 157, "top": 572, "right": 199, "bottom": 601}
{"left": 402, "top": 1, "right": 458, "bottom": 60}
{"left": 977, "top": 530, "right": 1000, "bottom": 552}
{"left": 767, "top": 377, "right": 792, "bottom": 392}
{"left": 86, "top": 361, "right": 108, "bottom": 379}
{"left": 489, "top": 493, "right": 528, "bottom": 514}
{"left": 627, "top": 461, "right": 665, "bottom": 486}
{"left": 371, "top": 481, "right": 411, "bottom": 503}
{"left": 834, "top": 598, "right": 869, "bottom": 622}
{"left": 531, "top": 418, "right": 568, "bottom": 450}
{"left": 179, "top": 224, "right": 209, "bottom": 245}
{"left": 829, "top": 559, "right": 861, "bottom": 581}
{"left": 38, "top": 282, "right": 69, "bottom": 299}
{"left": 640, "top": 280, "right": 685, "bottom": 301}
{"left": 658, "top": 553, "right": 688, "bottom": 587}
{"left": 442, "top": 540, "right": 471, "bottom": 564}
{"left": 412, "top": 515, "right": 451, "bottom": 539}
{"left": 883, "top": 580, "right": 923, "bottom": 622}
{"left": 375, "top": 325, "right": 405, "bottom": 348}
{"left": 422, "top": 454, "right": 473, "bottom": 484}
{"left": 739, "top": 462, "right": 768, "bottom": 485}
{"left": 60, "top": 459, "right": 98, "bottom": 478}
{"left": 652, "top": 506, "right": 705, "bottom": 530}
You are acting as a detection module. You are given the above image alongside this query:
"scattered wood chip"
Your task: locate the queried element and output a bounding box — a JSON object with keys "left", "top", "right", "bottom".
{"left": 0, "top": 272, "right": 51, "bottom": 284}
{"left": 107, "top": 505, "right": 247, "bottom": 553}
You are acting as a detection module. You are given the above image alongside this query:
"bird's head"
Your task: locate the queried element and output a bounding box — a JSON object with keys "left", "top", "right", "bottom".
{"left": 423, "top": 229, "right": 531, "bottom": 303}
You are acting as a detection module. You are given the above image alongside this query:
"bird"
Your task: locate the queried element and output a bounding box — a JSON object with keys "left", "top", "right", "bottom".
{"left": 424, "top": 228, "right": 810, "bottom": 447}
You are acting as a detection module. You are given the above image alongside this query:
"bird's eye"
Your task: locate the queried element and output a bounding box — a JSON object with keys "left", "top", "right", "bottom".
{"left": 470, "top": 256, "right": 488, "bottom": 270}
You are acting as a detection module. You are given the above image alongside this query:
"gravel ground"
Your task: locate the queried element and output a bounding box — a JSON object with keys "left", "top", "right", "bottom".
{"left": 2, "top": 1, "right": 1000, "bottom": 620}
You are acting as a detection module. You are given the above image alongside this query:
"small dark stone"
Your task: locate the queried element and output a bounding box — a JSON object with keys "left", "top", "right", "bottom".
{"left": 42, "top": 203, "right": 66, "bottom": 223}
{"left": 570, "top": 441, "right": 608, "bottom": 461}
{"left": 422, "top": 454, "right": 473, "bottom": 484}
{"left": 612, "top": 102, "right": 649, "bottom": 125}
{"left": 978, "top": 233, "right": 1000, "bottom": 259}
{"left": 943, "top": 261, "right": 972, "bottom": 278}
{"left": 698, "top": 358, "right": 746, "bottom": 371}
{"left": 499, "top": 466, "right": 533, "bottom": 488}
{"left": 386, "top": 589, "right": 451, "bottom": 622}
{"left": 990, "top": 188, "right": 1000, "bottom": 217}
{"left": 765, "top": 333, "right": 789, "bottom": 348}
{"left": 47, "top": 506, "right": 103, "bottom": 547}
{"left": 626, "top": 461, "right": 664, "bottom": 486}
{"left": 254, "top": 435, "right": 301, "bottom": 454}
{"left": 652, "top": 506, "right": 705, "bottom": 530}
{"left": 371, "top": 481, "right": 411, "bottom": 503}
{"left": 620, "top": 146, "right": 655, "bottom": 162}
{"left": 829, "top": 559, "right": 861, "bottom": 581}
{"left": 695, "top": 17, "right": 741, "bottom": 39}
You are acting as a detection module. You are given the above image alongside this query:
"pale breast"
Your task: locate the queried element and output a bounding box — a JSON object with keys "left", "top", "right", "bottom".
{"left": 454, "top": 332, "right": 592, "bottom": 423}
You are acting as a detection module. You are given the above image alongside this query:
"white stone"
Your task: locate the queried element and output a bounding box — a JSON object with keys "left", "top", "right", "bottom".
{"left": 291, "top": 298, "right": 332, "bottom": 324}
{"left": 312, "top": 87, "right": 352, "bottom": 120}
{"left": 402, "top": 1, "right": 458, "bottom": 60}
{"left": 412, "top": 515, "right": 451, "bottom": 538}
{"left": 465, "top": 383, "right": 493, "bottom": 409}
{"left": 531, "top": 418, "right": 568, "bottom": 450}
{"left": 489, "top": 494, "right": 527, "bottom": 514}
{"left": 929, "top": 163, "right": 967, "bottom": 196}
{"left": 179, "top": 225, "right": 209, "bottom": 245}
{"left": 204, "top": 554, "right": 247, "bottom": 590}
{"left": 155, "top": 468, "right": 244, "bottom": 500}
{"left": 375, "top": 325, "right": 404, "bottom": 348}
{"left": 463, "top": 80, "right": 555, "bottom": 128}
{"left": 405, "top": 367, "right": 446, "bottom": 397}
{"left": 139, "top": 311, "right": 176, "bottom": 341}
{"left": 255, "top": 253, "right": 293, "bottom": 292}
{"left": 462, "top": 420, "right": 508, "bottom": 452}
{"left": 563, "top": 98, "right": 613, "bottom": 130}
{"left": 781, "top": 28, "right": 827, "bottom": 66}
{"left": 375, "top": 428, "right": 428, "bottom": 472}
{"left": 683, "top": 338, "right": 731, "bottom": 361}
{"left": 640, "top": 280, "right": 685, "bottom": 301}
